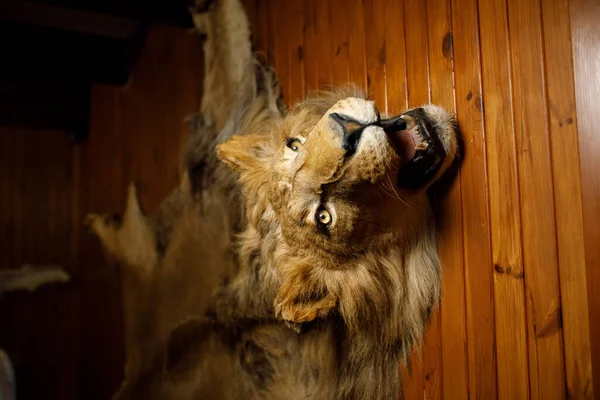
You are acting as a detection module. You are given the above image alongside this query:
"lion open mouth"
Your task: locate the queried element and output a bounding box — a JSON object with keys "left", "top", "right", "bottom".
{"left": 379, "top": 108, "right": 446, "bottom": 190}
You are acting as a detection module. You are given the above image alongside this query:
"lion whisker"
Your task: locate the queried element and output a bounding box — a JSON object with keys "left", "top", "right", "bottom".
{"left": 386, "top": 175, "right": 411, "bottom": 208}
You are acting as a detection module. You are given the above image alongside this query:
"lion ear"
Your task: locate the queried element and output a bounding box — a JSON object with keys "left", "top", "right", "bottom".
{"left": 217, "top": 134, "right": 270, "bottom": 173}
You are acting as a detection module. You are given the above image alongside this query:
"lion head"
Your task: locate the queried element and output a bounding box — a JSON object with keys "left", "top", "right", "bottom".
{"left": 217, "top": 89, "right": 457, "bottom": 344}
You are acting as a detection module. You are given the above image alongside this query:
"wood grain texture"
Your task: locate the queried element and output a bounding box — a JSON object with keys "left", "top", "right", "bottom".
{"left": 506, "top": 0, "right": 566, "bottom": 397}
{"left": 363, "top": 0, "right": 387, "bottom": 110}
{"left": 284, "top": 0, "right": 305, "bottom": 105}
{"left": 314, "top": 0, "right": 333, "bottom": 89}
{"left": 570, "top": 0, "right": 600, "bottom": 395}
{"left": 383, "top": 0, "right": 407, "bottom": 115}
{"left": 347, "top": 0, "right": 367, "bottom": 93}
{"left": 329, "top": 0, "right": 349, "bottom": 86}
{"left": 541, "top": 0, "right": 593, "bottom": 397}
{"left": 302, "top": 0, "right": 319, "bottom": 94}
{"left": 478, "top": 0, "right": 529, "bottom": 398}
{"left": 450, "top": 0, "right": 498, "bottom": 398}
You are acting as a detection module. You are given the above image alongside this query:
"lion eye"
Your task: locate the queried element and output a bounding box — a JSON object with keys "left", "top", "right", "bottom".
{"left": 317, "top": 209, "right": 332, "bottom": 226}
{"left": 286, "top": 138, "right": 302, "bottom": 152}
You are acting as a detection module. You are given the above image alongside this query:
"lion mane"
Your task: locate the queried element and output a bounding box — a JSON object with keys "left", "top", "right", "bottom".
{"left": 85, "top": 0, "right": 459, "bottom": 399}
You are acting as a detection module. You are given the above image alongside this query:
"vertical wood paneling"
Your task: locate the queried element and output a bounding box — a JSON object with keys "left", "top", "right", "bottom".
{"left": 255, "top": 0, "right": 270, "bottom": 62}
{"left": 450, "top": 0, "right": 498, "bottom": 399}
{"left": 329, "top": 0, "right": 349, "bottom": 86}
{"left": 540, "top": 0, "right": 593, "bottom": 397}
{"left": 404, "top": 0, "right": 430, "bottom": 107}
{"left": 285, "top": 1, "right": 305, "bottom": 105}
{"left": 315, "top": 0, "right": 333, "bottom": 89}
{"left": 76, "top": 85, "right": 126, "bottom": 400}
{"left": 0, "top": 128, "right": 77, "bottom": 399}
{"left": 363, "top": 0, "right": 387, "bottom": 110}
{"left": 477, "top": 0, "right": 529, "bottom": 398}
{"left": 347, "top": 0, "right": 367, "bottom": 93}
{"left": 0, "top": 24, "right": 204, "bottom": 400}
{"left": 383, "top": 0, "right": 407, "bottom": 114}
{"left": 269, "top": 2, "right": 289, "bottom": 101}
{"left": 303, "top": 0, "right": 319, "bottom": 94}
{"left": 426, "top": 0, "right": 468, "bottom": 399}
{"left": 570, "top": 0, "right": 600, "bottom": 394}
{"left": 506, "top": 0, "right": 566, "bottom": 397}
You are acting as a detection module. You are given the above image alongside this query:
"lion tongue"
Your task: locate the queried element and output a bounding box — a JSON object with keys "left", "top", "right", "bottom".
{"left": 390, "top": 130, "right": 417, "bottom": 162}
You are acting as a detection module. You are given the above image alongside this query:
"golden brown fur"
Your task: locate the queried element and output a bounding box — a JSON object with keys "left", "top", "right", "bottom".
{"left": 85, "top": 1, "right": 459, "bottom": 399}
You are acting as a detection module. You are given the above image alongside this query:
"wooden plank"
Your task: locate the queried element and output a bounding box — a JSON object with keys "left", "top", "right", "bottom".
{"left": 314, "top": 0, "right": 332, "bottom": 90}
{"left": 426, "top": 0, "right": 468, "bottom": 399}
{"left": 477, "top": 0, "right": 528, "bottom": 398}
{"left": 76, "top": 84, "right": 126, "bottom": 400}
{"left": 570, "top": 0, "right": 600, "bottom": 394}
{"left": 269, "top": 1, "right": 290, "bottom": 103}
{"left": 346, "top": 0, "right": 366, "bottom": 93}
{"left": 303, "top": 0, "right": 319, "bottom": 94}
{"left": 0, "top": 129, "right": 78, "bottom": 399}
{"left": 506, "top": 0, "right": 567, "bottom": 397}
{"left": 284, "top": 0, "right": 304, "bottom": 105}
{"left": 363, "top": 0, "right": 386, "bottom": 110}
{"left": 383, "top": 0, "right": 407, "bottom": 115}
{"left": 404, "top": 0, "right": 429, "bottom": 107}
{"left": 328, "top": 0, "right": 349, "bottom": 86}
{"left": 540, "top": 0, "right": 593, "bottom": 397}
{"left": 264, "top": 0, "right": 276, "bottom": 68}
{"left": 255, "top": 0, "right": 270, "bottom": 60}
{"left": 450, "top": 0, "right": 498, "bottom": 399}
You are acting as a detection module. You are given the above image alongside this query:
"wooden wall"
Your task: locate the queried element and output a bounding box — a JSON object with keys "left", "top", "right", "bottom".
{"left": 0, "top": 26, "right": 203, "bottom": 399}
{"left": 1, "top": 1, "right": 598, "bottom": 399}
{"left": 242, "top": 0, "right": 599, "bottom": 399}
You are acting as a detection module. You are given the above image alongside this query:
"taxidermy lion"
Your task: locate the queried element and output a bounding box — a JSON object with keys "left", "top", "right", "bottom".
{"left": 85, "top": 0, "right": 459, "bottom": 398}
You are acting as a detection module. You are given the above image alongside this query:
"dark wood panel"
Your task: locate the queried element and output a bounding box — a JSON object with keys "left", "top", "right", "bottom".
{"left": 302, "top": 0, "right": 319, "bottom": 94}
{"left": 286, "top": 1, "right": 305, "bottom": 105}
{"left": 0, "top": 24, "right": 203, "bottom": 400}
{"left": 0, "top": 127, "right": 78, "bottom": 399}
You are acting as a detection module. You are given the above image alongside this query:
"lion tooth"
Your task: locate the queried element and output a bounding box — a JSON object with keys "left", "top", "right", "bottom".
{"left": 400, "top": 115, "right": 417, "bottom": 130}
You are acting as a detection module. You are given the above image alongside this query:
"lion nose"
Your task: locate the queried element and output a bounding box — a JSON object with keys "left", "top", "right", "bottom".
{"left": 329, "top": 112, "right": 367, "bottom": 157}
{"left": 378, "top": 115, "right": 407, "bottom": 132}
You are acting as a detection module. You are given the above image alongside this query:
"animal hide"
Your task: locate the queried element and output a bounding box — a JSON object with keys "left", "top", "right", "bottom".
{"left": 86, "top": 0, "right": 459, "bottom": 399}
